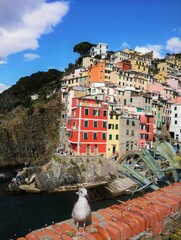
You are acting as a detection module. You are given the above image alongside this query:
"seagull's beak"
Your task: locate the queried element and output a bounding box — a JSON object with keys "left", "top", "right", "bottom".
{"left": 85, "top": 194, "right": 89, "bottom": 200}
{"left": 76, "top": 192, "right": 79, "bottom": 195}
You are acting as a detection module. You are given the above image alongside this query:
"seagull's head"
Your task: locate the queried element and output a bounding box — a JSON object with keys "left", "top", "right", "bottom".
{"left": 76, "top": 188, "right": 88, "bottom": 198}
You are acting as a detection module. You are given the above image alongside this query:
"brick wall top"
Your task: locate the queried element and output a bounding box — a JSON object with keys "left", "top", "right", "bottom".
{"left": 18, "top": 182, "right": 181, "bottom": 240}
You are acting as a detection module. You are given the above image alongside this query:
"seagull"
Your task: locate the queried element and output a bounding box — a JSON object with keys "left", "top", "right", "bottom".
{"left": 71, "top": 188, "right": 91, "bottom": 230}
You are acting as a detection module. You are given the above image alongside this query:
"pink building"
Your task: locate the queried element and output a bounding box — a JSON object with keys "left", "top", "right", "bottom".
{"left": 167, "top": 77, "right": 181, "bottom": 95}
{"left": 139, "top": 114, "right": 154, "bottom": 148}
{"left": 147, "top": 83, "right": 163, "bottom": 94}
{"left": 147, "top": 83, "right": 174, "bottom": 101}
{"left": 174, "top": 96, "right": 181, "bottom": 104}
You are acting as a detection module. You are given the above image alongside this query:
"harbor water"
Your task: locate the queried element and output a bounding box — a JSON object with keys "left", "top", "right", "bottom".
{"left": 0, "top": 166, "right": 131, "bottom": 240}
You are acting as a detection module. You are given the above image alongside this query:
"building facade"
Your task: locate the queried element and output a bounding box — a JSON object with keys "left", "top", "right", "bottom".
{"left": 67, "top": 97, "right": 109, "bottom": 155}
{"left": 169, "top": 104, "right": 181, "bottom": 142}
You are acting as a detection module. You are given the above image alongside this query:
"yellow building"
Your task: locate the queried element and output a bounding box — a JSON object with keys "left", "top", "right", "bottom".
{"left": 106, "top": 110, "right": 120, "bottom": 159}
{"left": 122, "top": 48, "right": 152, "bottom": 75}
{"left": 82, "top": 57, "right": 97, "bottom": 68}
{"left": 157, "top": 62, "right": 167, "bottom": 77}
{"left": 154, "top": 72, "right": 166, "bottom": 83}
{"left": 166, "top": 54, "right": 181, "bottom": 69}
{"left": 130, "top": 58, "right": 149, "bottom": 74}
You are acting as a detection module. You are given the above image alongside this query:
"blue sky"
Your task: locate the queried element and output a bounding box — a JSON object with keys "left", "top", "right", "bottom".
{"left": 0, "top": 0, "right": 181, "bottom": 92}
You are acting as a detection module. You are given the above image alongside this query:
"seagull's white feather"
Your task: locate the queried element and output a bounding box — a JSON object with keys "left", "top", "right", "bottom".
{"left": 71, "top": 188, "right": 91, "bottom": 228}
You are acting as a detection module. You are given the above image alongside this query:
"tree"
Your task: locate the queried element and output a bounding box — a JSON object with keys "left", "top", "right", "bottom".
{"left": 73, "top": 42, "right": 95, "bottom": 56}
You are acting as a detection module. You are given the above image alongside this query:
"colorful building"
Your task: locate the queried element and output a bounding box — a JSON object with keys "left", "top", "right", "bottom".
{"left": 169, "top": 104, "right": 181, "bottom": 142}
{"left": 139, "top": 114, "right": 154, "bottom": 148}
{"left": 66, "top": 97, "right": 109, "bottom": 155}
{"left": 89, "top": 43, "right": 108, "bottom": 59}
{"left": 88, "top": 61, "right": 113, "bottom": 86}
{"left": 116, "top": 60, "right": 132, "bottom": 71}
{"left": 106, "top": 111, "right": 120, "bottom": 159}
{"left": 119, "top": 113, "right": 140, "bottom": 156}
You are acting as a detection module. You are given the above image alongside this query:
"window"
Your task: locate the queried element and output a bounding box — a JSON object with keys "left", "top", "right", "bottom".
{"left": 93, "top": 109, "right": 100, "bottom": 116}
{"left": 115, "top": 124, "right": 118, "bottom": 129}
{"left": 110, "top": 115, "right": 113, "bottom": 119}
{"left": 94, "top": 121, "right": 98, "bottom": 127}
{"left": 85, "top": 109, "right": 89, "bottom": 115}
{"left": 130, "top": 98, "right": 133, "bottom": 103}
{"left": 84, "top": 120, "right": 88, "bottom": 127}
{"left": 174, "top": 106, "right": 177, "bottom": 110}
{"left": 131, "top": 142, "right": 133, "bottom": 150}
{"left": 126, "top": 119, "right": 129, "bottom": 125}
{"left": 131, "top": 130, "right": 134, "bottom": 136}
{"left": 93, "top": 133, "right": 97, "bottom": 139}
{"left": 132, "top": 121, "right": 135, "bottom": 126}
{"left": 116, "top": 135, "right": 119, "bottom": 140}
{"left": 102, "top": 121, "right": 107, "bottom": 128}
{"left": 108, "top": 124, "right": 112, "bottom": 129}
{"left": 116, "top": 115, "right": 119, "bottom": 120}
{"left": 103, "top": 110, "right": 107, "bottom": 116}
{"left": 84, "top": 133, "right": 88, "bottom": 139}
{"left": 109, "top": 134, "right": 112, "bottom": 140}
{"left": 126, "top": 129, "right": 129, "bottom": 135}
{"left": 175, "top": 120, "right": 177, "bottom": 124}
{"left": 102, "top": 133, "right": 106, "bottom": 140}
{"left": 126, "top": 141, "right": 129, "bottom": 150}
{"left": 175, "top": 113, "right": 178, "bottom": 117}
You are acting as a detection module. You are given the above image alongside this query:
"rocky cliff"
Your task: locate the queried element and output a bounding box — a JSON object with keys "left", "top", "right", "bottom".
{"left": 0, "top": 94, "right": 64, "bottom": 167}
{"left": 8, "top": 155, "right": 121, "bottom": 194}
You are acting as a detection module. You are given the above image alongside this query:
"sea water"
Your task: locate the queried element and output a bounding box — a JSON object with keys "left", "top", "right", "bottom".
{"left": 0, "top": 166, "right": 129, "bottom": 240}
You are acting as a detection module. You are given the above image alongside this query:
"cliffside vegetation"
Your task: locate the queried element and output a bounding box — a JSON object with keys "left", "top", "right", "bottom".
{"left": 0, "top": 69, "right": 64, "bottom": 167}
{"left": 0, "top": 69, "right": 63, "bottom": 114}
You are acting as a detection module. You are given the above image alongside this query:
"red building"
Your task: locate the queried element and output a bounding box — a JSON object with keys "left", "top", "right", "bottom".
{"left": 66, "top": 97, "right": 109, "bottom": 155}
{"left": 117, "top": 60, "right": 132, "bottom": 71}
{"left": 139, "top": 114, "right": 154, "bottom": 148}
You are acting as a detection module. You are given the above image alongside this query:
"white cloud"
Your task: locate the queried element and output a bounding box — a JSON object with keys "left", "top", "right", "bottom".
{"left": 0, "top": 83, "right": 10, "bottom": 93}
{"left": 0, "top": 60, "right": 7, "bottom": 64}
{"left": 0, "top": 0, "right": 69, "bottom": 64}
{"left": 134, "top": 37, "right": 181, "bottom": 59}
{"left": 24, "top": 53, "right": 40, "bottom": 61}
{"left": 166, "top": 37, "right": 181, "bottom": 53}
{"left": 135, "top": 44, "right": 164, "bottom": 59}
{"left": 121, "top": 42, "right": 130, "bottom": 49}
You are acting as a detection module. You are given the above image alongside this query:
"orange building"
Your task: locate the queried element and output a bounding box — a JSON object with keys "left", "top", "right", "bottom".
{"left": 88, "top": 61, "right": 106, "bottom": 86}
{"left": 88, "top": 61, "right": 113, "bottom": 86}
